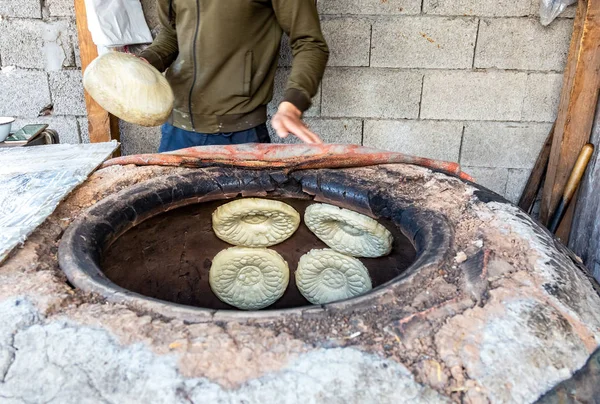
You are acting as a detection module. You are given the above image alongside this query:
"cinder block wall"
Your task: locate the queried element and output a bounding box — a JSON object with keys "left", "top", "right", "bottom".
{"left": 0, "top": 0, "right": 575, "bottom": 202}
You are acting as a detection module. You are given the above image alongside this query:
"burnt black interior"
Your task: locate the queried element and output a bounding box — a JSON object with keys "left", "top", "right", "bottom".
{"left": 101, "top": 198, "right": 417, "bottom": 310}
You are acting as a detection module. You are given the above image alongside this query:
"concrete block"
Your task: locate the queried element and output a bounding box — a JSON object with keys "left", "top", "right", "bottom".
{"left": 321, "top": 18, "right": 371, "bottom": 67}
{"left": 363, "top": 120, "right": 463, "bottom": 162}
{"left": 267, "top": 68, "right": 320, "bottom": 117}
{"left": 317, "top": 0, "right": 421, "bottom": 15}
{"left": 77, "top": 117, "right": 89, "bottom": 143}
{"left": 505, "top": 168, "right": 531, "bottom": 203}
{"left": 460, "top": 122, "right": 551, "bottom": 168}
{"left": 12, "top": 116, "right": 80, "bottom": 144}
{"left": 421, "top": 70, "right": 527, "bottom": 121}
{"left": 0, "top": 19, "right": 74, "bottom": 71}
{"left": 120, "top": 121, "right": 161, "bottom": 155}
{"left": 140, "top": 0, "right": 160, "bottom": 34}
{"left": 424, "top": 0, "right": 530, "bottom": 17}
{"left": 522, "top": 73, "right": 563, "bottom": 122}
{"left": 269, "top": 118, "right": 362, "bottom": 145}
{"left": 371, "top": 17, "right": 478, "bottom": 69}
{"left": 0, "top": 0, "right": 41, "bottom": 18}
{"left": 530, "top": 0, "right": 577, "bottom": 18}
{"left": 322, "top": 68, "right": 422, "bottom": 119}
{"left": 462, "top": 166, "right": 509, "bottom": 196}
{"left": 279, "top": 34, "right": 293, "bottom": 67}
{"left": 0, "top": 69, "right": 51, "bottom": 117}
{"left": 281, "top": 18, "right": 371, "bottom": 68}
{"left": 45, "top": 0, "right": 74, "bottom": 17}
{"left": 49, "top": 70, "right": 86, "bottom": 116}
{"left": 475, "top": 18, "right": 572, "bottom": 71}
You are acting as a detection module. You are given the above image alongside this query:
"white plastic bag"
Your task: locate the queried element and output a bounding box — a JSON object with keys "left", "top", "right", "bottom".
{"left": 84, "top": 0, "right": 153, "bottom": 47}
{"left": 540, "top": 0, "right": 577, "bottom": 26}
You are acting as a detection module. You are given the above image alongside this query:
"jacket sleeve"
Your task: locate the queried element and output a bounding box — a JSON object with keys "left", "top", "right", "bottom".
{"left": 272, "top": 0, "right": 329, "bottom": 113}
{"left": 139, "top": 0, "right": 179, "bottom": 72}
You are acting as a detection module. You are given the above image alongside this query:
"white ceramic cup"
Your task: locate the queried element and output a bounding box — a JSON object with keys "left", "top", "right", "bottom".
{"left": 0, "top": 117, "right": 15, "bottom": 142}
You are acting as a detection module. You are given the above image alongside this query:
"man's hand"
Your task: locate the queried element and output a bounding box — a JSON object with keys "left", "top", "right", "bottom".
{"left": 271, "top": 102, "right": 323, "bottom": 144}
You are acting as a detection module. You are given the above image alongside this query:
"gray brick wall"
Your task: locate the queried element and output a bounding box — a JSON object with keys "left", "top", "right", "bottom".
{"left": 0, "top": 0, "right": 85, "bottom": 144}
{"left": 0, "top": 0, "right": 576, "bottom": 203}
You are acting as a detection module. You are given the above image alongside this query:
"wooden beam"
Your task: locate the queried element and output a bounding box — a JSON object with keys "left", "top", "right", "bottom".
{"left": 74, "top": 0, "right": 120, "bottom": 149}
{"left": 518, "top": 123, "right": 554, "bottom": 213}
{"left": 540, "top": 0, "right": 600, "bottom": 225}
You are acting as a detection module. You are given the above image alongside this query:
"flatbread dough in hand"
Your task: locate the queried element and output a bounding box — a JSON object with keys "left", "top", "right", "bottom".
{"left": 83, "top": 52, "right": 174, "bottom": 127}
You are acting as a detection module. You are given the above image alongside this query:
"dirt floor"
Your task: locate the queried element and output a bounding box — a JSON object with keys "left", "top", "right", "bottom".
{"left": 1, "top": 163, "right": 600, "bottom": 403}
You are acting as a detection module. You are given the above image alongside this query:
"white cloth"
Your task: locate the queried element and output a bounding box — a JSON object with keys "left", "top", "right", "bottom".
{"left": 85, "top": 0, "right": 153, "bottom": 47}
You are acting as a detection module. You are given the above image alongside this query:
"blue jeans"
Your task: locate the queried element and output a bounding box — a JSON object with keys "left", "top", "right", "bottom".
{"left": 158, "top": 123, "right": 271, "bottom": 152}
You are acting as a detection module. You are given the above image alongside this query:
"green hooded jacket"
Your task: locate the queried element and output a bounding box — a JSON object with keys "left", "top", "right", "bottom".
{"left": 140, "top": 0, "right": 329, "bottom": 133}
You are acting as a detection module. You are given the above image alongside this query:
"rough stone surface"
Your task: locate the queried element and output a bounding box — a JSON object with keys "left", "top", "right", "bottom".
{"left": 462, "top": 166, "right": 509, "bottom": 195}
{"left": 523, "top": 73, "right": 563, "bottom": 122}
{"left": 363, "top": 120, "right": 463, "bottom": 162}
{"left": 421, "top": 71, "right": 527, "bottom": 121}
{"left": 461, "top": 122, "right": 551, "bottom": 168}
{"left": 317, "top": 0, "right": 421, "bottom": 15}
{"left": 475, "top": 18, "right": 572, "bottom": 71}
{"left": 0, "top": 297, "right": 445, "bottom": 403}
{"left": 505, "top": 168, "right": 531, "bottom": 203}
{"left": 321, "top": 18, "right": 371, "bottom": 67}
{"left": 12, "top": 116, "right": 81, "bottom": 144}
{"left": 0, "top": 19, "right": 74, "bottom": 71}
{"left": 0, "top": 0, "right": 41, "bottom": 18}
{"left": 267, "top": 68, "right": 320, "bottom": 118}
{"left": 48, "top": 70, "right": 86, "bottom": 116}
{"left": 271, "top": 118, "right": 362, "bottom": 144}
{"left": 119, "top": 121, "right": 161, "bottom": 155}
{"left": 424, "top": 0, "right": 531, "bottom": 16}
{"left": 371, "top": 17, "right": 478, "bottom": 69}
{"left": 1, "top": 161, "right": 599, "bottom": 402}
{"left": 322, "top": 68, "right": 422, "bottom": 119}
{"left": 0, "top": 69, "right": 51, "bottom": 117}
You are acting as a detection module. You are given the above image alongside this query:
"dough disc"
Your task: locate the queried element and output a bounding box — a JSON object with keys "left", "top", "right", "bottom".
{"left": 209, "top": 247, "right": 290, "bottom": 310}
{"left": 212, "top": 198, "right": 300, "bottom": 247}
{"left": 83, "top": 52, "right": 174, "bottom": 127}
{"left": 304, "top": 203, "right": 393, "bottom": 258}
{"left": 296, "top": 249, "right": 372, "bottom": 305}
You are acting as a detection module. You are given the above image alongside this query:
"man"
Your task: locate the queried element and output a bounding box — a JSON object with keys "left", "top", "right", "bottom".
{"left": 139, "top": 0, "right": 329, "bottom": 152}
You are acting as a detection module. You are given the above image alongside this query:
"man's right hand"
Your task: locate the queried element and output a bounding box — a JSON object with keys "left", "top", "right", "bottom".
{"left": 271, "top": 102, "right": 323, "bottom": 144}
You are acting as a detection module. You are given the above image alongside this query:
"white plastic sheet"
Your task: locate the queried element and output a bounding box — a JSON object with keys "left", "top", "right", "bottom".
{"left": 85, "top": 0, "right": 153, "bottom": 47}
{"left": 0, "top": 141, "right": 119, "bottom": 263}
{"left": 540, "top": 0, "right": 577, "bottom": 26}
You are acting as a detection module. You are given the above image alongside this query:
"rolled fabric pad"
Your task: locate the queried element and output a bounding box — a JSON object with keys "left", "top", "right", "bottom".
{"left": 212, "top": 198, "right": 300, "bottom": 247}
{"left": 83, "top": 51, "right": 174, "bottom": 127}
{"left": 296, "top": 249, "right": 372, "bottom": 305}
{"left": 209, "top": 247, "right": 290, "bottom": 310}
{"left": 304, "top": 203, "right": 393, "bottom": 258}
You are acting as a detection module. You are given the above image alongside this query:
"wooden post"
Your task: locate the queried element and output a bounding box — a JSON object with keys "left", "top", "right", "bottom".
{"left": 74, "top": 0, "right": 120, "bottom": 149}
{"left": 540, "top": 0, "right": 600, "bottom": 229}
{"left": 518, "top": 124, "right": 554, "bottom": 213}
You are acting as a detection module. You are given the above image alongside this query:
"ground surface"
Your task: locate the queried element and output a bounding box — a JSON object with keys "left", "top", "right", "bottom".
{"left": 1, "top": 163, "right": 599, "bottom": 403}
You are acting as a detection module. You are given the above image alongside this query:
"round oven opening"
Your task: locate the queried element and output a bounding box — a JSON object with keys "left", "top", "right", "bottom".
{"left": 101, "top": 198, "right": 417, "bottom": 311}
{"left": 58, "top": 168, "right": 452, "bottom": 322}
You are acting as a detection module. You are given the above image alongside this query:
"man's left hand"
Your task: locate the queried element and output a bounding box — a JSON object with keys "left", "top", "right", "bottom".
{"left": 271, "top": 102, "right": 323, "bottom": 144}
